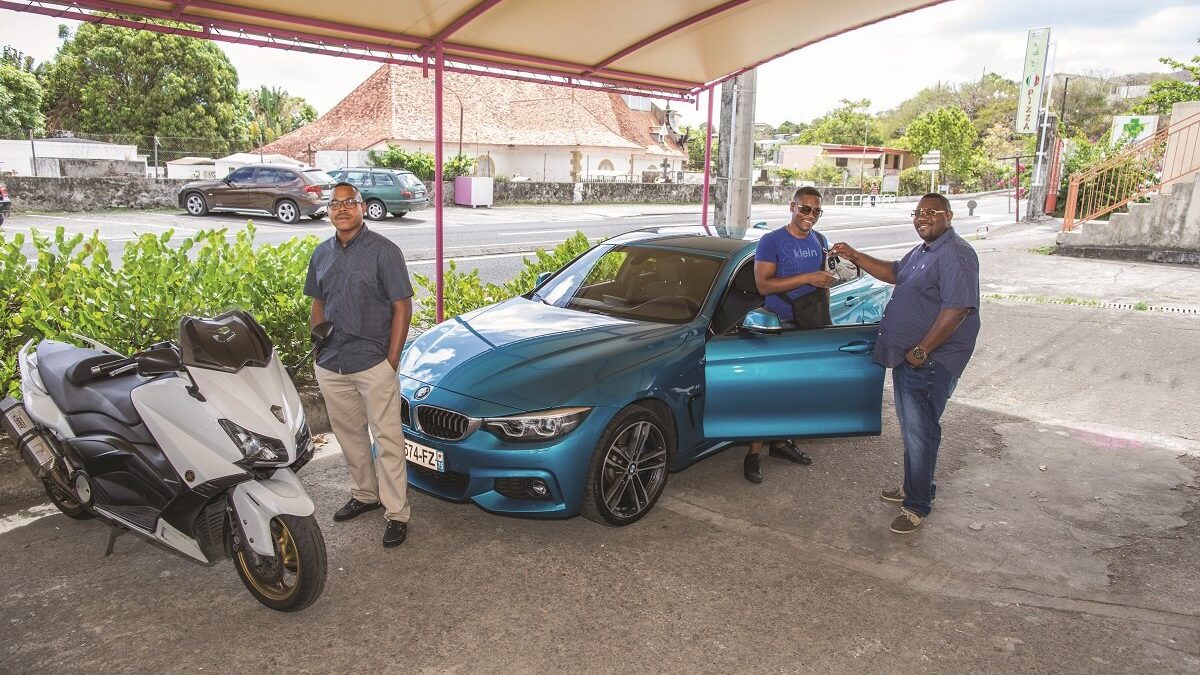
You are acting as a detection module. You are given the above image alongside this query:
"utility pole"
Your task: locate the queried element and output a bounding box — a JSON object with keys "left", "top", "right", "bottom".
{"left": 713, "top": 69, "right": 757, "bottom": 238}
{"left": 1059, "top": 76, "right": 1071, "bottom": 130}
{"left": 29, "top": 128, "right": 37, "bottom": 176}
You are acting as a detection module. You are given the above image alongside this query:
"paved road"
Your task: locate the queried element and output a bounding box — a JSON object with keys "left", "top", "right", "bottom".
{"left": 2, "top": 195, "right": 1020, "bottom": 285}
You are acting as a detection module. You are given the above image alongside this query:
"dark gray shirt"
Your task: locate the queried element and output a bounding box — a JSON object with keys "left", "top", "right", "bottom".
{"left": 304, "top": 225, "right": 413, "bottom": 374}
{"left": 874, "top": 227, "right": 980, "bottom": 377}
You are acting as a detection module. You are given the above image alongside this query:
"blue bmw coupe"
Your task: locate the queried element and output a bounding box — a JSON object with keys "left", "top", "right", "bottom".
{"left": 397, "top": 230, "right": 893, "bottom": 526}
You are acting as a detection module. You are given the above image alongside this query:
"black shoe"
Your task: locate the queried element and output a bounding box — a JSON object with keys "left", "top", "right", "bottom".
{"left": 333, "top": 497, "right": 382, "bottom": 522}
{"left": 769, "top": 440, "right": 812, "bottom": 465}
{"left": 743, "top": 453, "right": 763, "bottom": 484}
{"left": 382, "top": 520, "right": 408, "bottom": 548}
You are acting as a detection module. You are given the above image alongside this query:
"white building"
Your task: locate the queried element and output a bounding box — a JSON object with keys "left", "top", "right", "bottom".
{"left": 0, "top": 137, "right": 142, "bottom": 176}
{"left": 165, "top": 156, "right": 218, "bottom": 180}
{"left": 259, "top": 65, "right": 687, "bottom": 183}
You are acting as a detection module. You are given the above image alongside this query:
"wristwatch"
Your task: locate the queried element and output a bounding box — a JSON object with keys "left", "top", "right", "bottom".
{"left": 911, "top": 345, "right": 928, "bottom": 362}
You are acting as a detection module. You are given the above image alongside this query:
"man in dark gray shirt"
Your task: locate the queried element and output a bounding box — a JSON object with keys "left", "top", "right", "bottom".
{"left": 832, "top": 193, "right": 980, "bottom": 534}
{"left": 304, "top": 182, "right": 414, "bottom": 548}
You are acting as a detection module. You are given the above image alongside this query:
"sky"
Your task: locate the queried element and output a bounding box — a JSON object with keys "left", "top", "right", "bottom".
{"left": 1, "top": 0, "right": 1198, "bottom": 127}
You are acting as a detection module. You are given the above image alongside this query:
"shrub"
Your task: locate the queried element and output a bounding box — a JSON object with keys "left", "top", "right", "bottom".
{"left": 367, "top": 144, "right": 475, "bottom": 181}
{"left": 0, "top": 224, "right": 317, "bottom": 397}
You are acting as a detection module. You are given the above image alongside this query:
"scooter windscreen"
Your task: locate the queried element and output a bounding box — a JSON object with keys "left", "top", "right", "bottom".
{"left": 179, "top": 310, "right": 274, "bottom": 373}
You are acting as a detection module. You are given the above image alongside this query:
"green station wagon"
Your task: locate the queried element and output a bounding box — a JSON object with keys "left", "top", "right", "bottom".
{"left": 328, "top": 167, "right": 429, "bottom": 220}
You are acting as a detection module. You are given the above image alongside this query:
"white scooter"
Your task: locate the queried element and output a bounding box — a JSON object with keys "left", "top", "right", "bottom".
{"left": 1, "top": 310, "right": 332, "bottom": 612}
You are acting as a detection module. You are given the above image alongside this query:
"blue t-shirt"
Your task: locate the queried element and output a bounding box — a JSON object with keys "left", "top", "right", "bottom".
{"left": 873, "top": 227, "right": 980, "bottom": 377}
{"left": 755, "top": 227, "right": 827, "bottom": 322}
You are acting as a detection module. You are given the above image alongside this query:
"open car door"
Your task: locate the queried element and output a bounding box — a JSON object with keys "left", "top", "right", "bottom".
{"left": 702, "top": 258, "right": 888, "bottom": 441}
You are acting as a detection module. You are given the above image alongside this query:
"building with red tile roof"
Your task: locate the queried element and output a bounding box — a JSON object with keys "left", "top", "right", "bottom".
{"left": 258, "top": 64, "right": 687, "bottom": 182}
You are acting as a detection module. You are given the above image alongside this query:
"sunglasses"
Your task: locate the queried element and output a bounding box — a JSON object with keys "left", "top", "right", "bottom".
{"left": 793, "top": 204, "right": 823, "bottom": 218}
{"left": 329, "top": 198, "right": 364, "bottom": 210}
{"left": 911, "top": 208, "right": 948, "bottom": 219}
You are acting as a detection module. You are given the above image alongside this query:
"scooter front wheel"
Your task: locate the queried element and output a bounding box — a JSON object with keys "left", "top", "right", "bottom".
{"left": 43, "top": 478, "right": 94, "bottom": 520}
{"left": 231, "top": 514, "right": 327, "bottom": 612}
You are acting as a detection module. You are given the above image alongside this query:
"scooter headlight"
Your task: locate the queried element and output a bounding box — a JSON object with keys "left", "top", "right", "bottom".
{"left": 483, "top": 407, "right": 590, "bottom": 442}
{"left": 219, "top": 419, "right": 289, "bottom": 466}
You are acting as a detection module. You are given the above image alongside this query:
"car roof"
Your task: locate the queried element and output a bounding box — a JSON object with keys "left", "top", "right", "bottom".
{"left": 333, "top": 166, "right": 414, "bottom": 175}
{"left": 605, "top": 230, "right": 754, "bottom": 258}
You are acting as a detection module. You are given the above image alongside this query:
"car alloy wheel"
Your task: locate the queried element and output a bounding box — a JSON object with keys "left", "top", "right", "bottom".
{"left": 185, "top": 193, "right": 208, "bottom": 216}
{"left": 582, "top": 405, "right": 670, "bottom": 526}
{"left": 275, "top": 200, "right": 299, "bottom": 224}
{"left": 366, "top": 199, "right": 387, "bottom": 221}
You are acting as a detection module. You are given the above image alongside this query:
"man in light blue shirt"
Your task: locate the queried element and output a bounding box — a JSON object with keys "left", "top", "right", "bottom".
{"left": 832, "top": 193, "right": 980, "bottom": 534}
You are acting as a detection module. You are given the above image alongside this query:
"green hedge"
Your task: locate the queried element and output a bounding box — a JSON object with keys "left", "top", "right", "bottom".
{"left": 1, "top": 226, "right": 596, "bottom": 398}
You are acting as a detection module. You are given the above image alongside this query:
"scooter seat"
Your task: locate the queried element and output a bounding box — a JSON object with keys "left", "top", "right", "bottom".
{"left": 36, "top": 341, "right": 148, "bottom": 426}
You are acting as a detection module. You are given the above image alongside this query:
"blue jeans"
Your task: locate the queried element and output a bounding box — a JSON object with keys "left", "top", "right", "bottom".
{"left": 893, "top": 360, "right": 959, "bottom": 517}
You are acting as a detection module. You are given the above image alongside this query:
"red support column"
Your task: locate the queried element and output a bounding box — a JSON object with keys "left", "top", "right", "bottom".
{"left": 700, "top": 85, "right": 715, "bottom": 236}
{"left": 435, "top": 44, "right": 446, "bottom": 323}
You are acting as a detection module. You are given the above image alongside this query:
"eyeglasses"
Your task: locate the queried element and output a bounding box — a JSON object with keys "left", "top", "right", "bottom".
{"left": 911, "top": 208, "right": 949, "bottom": 219}
{"left": 793, "top": 204, "right": 823, "bottom": 218}
{"left": 329, "top": 198, "right": 363, "bottom": 210}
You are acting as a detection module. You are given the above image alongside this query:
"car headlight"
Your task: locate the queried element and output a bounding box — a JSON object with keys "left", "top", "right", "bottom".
{"left": 483, "top": 407, "right": 591, "bottom": 442}
{"left": 219, "top": 419, "right": 289, "bottom": 465}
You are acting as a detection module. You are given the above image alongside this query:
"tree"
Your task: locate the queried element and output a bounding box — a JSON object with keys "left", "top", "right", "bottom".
{"left": 777, "top": 120, "right": 806, "bottom": 136}
{"left": 681, "top": 124, "right": 716, "bottom": 171}
{"left": 40, "top": 20, "right": 249, "bottom": 158}
{"left": 900, "top": 106, "right": 983, "bottom": 186}
{"left": 246, "top": 85, "right": 318, "bottom": 145}
{"left": 877, "top": 84, "right": 957, "bottom": 140}
{"left": 796, "top": 99, "right": 884, "bottom": 146}
{"left": 1, "top": 46, "right": 36, "bottom": 72}
{"left": 1133, "top": 50, "right": 1200, "bottom": 116}
{"left": 0, "top": 63, "right": 44, "bottom": 135}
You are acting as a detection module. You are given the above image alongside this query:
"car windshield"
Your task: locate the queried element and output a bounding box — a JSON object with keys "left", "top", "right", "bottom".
{"left": 532, "top": 244, "right": 723, "bottom": 324}
{"left": 304, "top": 169, "right": 336, "bottom": 184}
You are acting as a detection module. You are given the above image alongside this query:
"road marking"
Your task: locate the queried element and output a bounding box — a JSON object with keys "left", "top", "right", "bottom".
{"left": 408, "top": 251, "right": 540, "bottom": 265}
{"left": 497, "top": 228, "right": 586, "bottom": 236}
{"left": 23, "top": 213, "right": 198, "bottom": 234}
{"left": 821, "top": 223, "right": 913, "bottom": 234}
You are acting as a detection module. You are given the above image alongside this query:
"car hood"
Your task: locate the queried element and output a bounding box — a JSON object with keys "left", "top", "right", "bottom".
{"left": 399, "top": 297, "right": 687, "bottom": 409}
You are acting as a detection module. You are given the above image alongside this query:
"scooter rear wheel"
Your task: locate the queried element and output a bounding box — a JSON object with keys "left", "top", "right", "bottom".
{"left": 231, "top": 514, "right": 327, "bottom": 612}
{"left": 43, "top": 478, "right": 94, "bottom": 520}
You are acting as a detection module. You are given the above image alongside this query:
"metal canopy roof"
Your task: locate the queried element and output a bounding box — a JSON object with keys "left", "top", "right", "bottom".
{"left": 3, "top": 0, "right": 949, "bottom": 102}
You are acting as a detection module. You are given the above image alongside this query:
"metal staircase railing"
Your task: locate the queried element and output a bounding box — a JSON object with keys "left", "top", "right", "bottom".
{"left": 1062, "top": 108, "right": 1200, "bottom": 232}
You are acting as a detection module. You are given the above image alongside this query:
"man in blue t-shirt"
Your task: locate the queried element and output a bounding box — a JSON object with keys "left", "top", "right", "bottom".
{"left": 740, "top": 186, "right": 836, "bottom": 484}
{"left": 832, "top": 193, "right": 981, "bottom": 534}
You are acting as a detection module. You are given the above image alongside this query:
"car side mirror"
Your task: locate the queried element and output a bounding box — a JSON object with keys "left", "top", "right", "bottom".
{"left": 739, "top": 308, "right": 782, "bottom": 335}
{"left": 311, "top": 322, "right": 334, "bottom": 348}
{"left": 535, "top": 271, "right": 552, "bottom": 288}
{"left": 752, "top": 221, "right": 769, "bottom": 230}
{"left": 136, "top": 347, "right": 182, "bottom": 375}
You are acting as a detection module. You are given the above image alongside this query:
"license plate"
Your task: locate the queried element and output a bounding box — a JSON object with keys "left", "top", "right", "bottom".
{"left": 404, "top": 439, "right": 444, "bottom": 472}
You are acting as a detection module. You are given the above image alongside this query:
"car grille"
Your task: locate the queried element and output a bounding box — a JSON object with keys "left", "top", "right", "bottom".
{"left": 416, "top": 405, "right": 474, "bottom": 441}
{"left": 407, "top": 464, "right": 470, "bottom": 500}
{"left": 400, "top": 397, "right": 412, "bottom": 428}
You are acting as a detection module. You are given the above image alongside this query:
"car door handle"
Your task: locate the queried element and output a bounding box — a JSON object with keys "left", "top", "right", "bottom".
{"left": 843, "top": 296, "right": 857, "bottom": 305}
{"left": 839, "top": 341, "right": 873, "bottom": 354}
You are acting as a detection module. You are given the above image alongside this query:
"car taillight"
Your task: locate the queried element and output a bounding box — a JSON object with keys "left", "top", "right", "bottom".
{"left": 401, "top": 190, "right": 413, "bottom": 198}
{"left": 304, "top": 185, "right": 323, "bottom": 197}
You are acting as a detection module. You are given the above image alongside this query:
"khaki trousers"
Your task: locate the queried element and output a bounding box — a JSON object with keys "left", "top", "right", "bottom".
{"left": 315, "top": 359, "right": 410, "bottom": 523}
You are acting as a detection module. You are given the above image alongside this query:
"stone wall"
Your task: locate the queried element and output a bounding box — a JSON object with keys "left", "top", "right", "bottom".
{"left": 7, "top": 176, "right": 189, "bottom": 211}
{"left": 8, "top": 175, "right": 899, "bottom": 213}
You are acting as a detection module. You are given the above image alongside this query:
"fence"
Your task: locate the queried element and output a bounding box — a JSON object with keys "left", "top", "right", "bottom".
{"left": 833, "top": 193, "right": 898, "bottom": 207}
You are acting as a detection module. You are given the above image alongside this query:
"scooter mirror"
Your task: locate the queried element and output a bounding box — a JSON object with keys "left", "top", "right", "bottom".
{"left": 136, "top": 347, "right": 183, "bottom": 375}
{"left": 311, "top": 322, "right": 334, "bottom": 347}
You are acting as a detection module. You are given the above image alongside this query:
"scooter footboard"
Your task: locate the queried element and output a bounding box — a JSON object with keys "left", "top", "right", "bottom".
{"left": 231, "top": 470, "right": 316, "bottom": 558}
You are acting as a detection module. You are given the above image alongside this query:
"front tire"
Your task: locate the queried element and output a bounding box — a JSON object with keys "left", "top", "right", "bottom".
{"left": 580, "top": 405, "right": 671, "bottom": 526}
{"left": 275, "top": 199, "right": 300, "bottom": 224}
{"left": 231, "top": 514, "right": 327, "bottom": 612}
{"left": 43, "top": 478, "right": 94, "bottom": 520}
{"left": 184, "top": 192, "right": 209, "bottom": 216}
{"left": 365, "top": 199, "right": 387, "bottom": 221}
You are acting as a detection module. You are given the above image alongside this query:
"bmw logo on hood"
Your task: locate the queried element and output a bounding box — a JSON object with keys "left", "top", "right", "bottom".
{"left": 414, "top": 385, "right": 431, "bottom": 400}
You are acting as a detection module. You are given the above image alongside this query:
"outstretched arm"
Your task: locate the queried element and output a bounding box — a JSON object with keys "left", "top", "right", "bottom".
{"left": 830, "top": 243, "right": 896, "bottom": 284}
